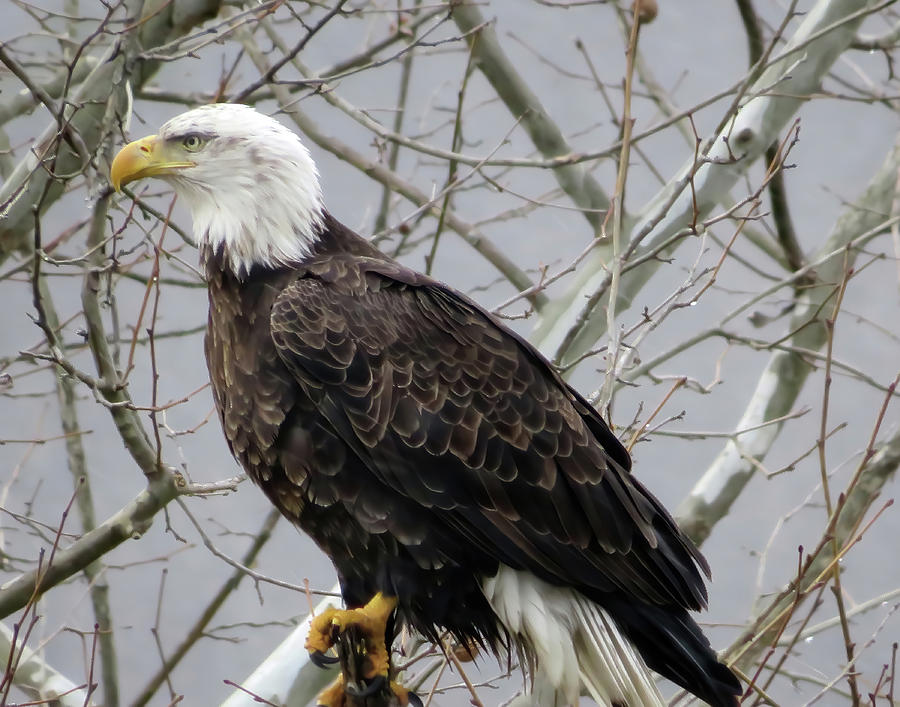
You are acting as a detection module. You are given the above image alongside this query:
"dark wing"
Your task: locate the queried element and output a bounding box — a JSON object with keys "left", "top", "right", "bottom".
{"left": 270, "top": 256, "right": 708, "bottom": 612}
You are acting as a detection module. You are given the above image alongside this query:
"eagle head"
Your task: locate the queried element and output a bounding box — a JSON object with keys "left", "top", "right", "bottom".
{"left": 111, "top": 104, "right": 324, "bottom": 276}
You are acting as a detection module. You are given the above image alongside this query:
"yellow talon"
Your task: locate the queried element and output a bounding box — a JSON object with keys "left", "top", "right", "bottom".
{"left": 306, "top": 592, "right": 398, "bottom": 677}
{"left": 307, "top": 592, "right": 403, "bottom": 706}
{"left": 307, "top": 605, "right": 343, "bottom": 655}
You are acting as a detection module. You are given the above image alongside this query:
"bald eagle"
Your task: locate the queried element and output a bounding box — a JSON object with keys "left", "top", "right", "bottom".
{"left": 111, "top": 104, "right": 741, "bottom": 707}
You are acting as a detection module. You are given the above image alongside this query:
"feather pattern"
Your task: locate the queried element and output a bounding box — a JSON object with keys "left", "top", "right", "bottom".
{"left": 268, "top": 229, "right": 710, "bottom": 612}
{"left": 232, "top": 214, "right": 737, "bottom": 705}
{"left": 202, "top": 213, "right": 740, "bottom": 705}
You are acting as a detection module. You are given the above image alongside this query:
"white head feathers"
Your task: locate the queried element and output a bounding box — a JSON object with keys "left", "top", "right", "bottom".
{"left": 157, "top": 104, "right": 325, "bottom": 276}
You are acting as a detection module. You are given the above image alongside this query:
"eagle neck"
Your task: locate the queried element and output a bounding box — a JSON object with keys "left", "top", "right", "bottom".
{"left": 200, "top": 210, "right": 385, "bottom": 282}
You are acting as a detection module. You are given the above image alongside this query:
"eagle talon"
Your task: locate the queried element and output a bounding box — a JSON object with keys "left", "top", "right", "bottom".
{"left": 345, "top": 673, "right": 385, "bottom": 698}
{"left": 310, "top": 649, "right": 341, "bottom": 668}
{"left": 407, "top": 690, "right": 424, "bottom": 707}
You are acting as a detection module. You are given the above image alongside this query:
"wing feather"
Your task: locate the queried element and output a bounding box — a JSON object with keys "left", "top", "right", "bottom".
{"left": 270, "top": 258, "right": 708, "bottom": 611}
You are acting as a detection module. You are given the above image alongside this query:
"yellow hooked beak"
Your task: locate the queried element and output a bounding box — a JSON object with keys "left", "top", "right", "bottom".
{"left": 110, "top": 135, "right": 196, "bottom": 192}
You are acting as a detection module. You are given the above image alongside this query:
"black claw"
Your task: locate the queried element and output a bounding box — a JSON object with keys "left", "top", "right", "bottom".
{"left": 309, "top": 650, "right": 340, "bottom": 668}
{"left": 345, "top": 673, "right": 386, "bottom": 698}
{"left": 407, "top": 690, "right": 424, "bottom": 707}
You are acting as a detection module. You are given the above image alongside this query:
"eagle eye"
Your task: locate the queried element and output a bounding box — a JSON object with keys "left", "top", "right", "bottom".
{"left": 181, "top": 134, "right": 206, "bottom": 152}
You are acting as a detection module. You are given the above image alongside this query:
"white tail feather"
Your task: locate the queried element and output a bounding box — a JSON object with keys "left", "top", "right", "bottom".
{"left": 483, "top": 566, "right": 665, "bottom": 707}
